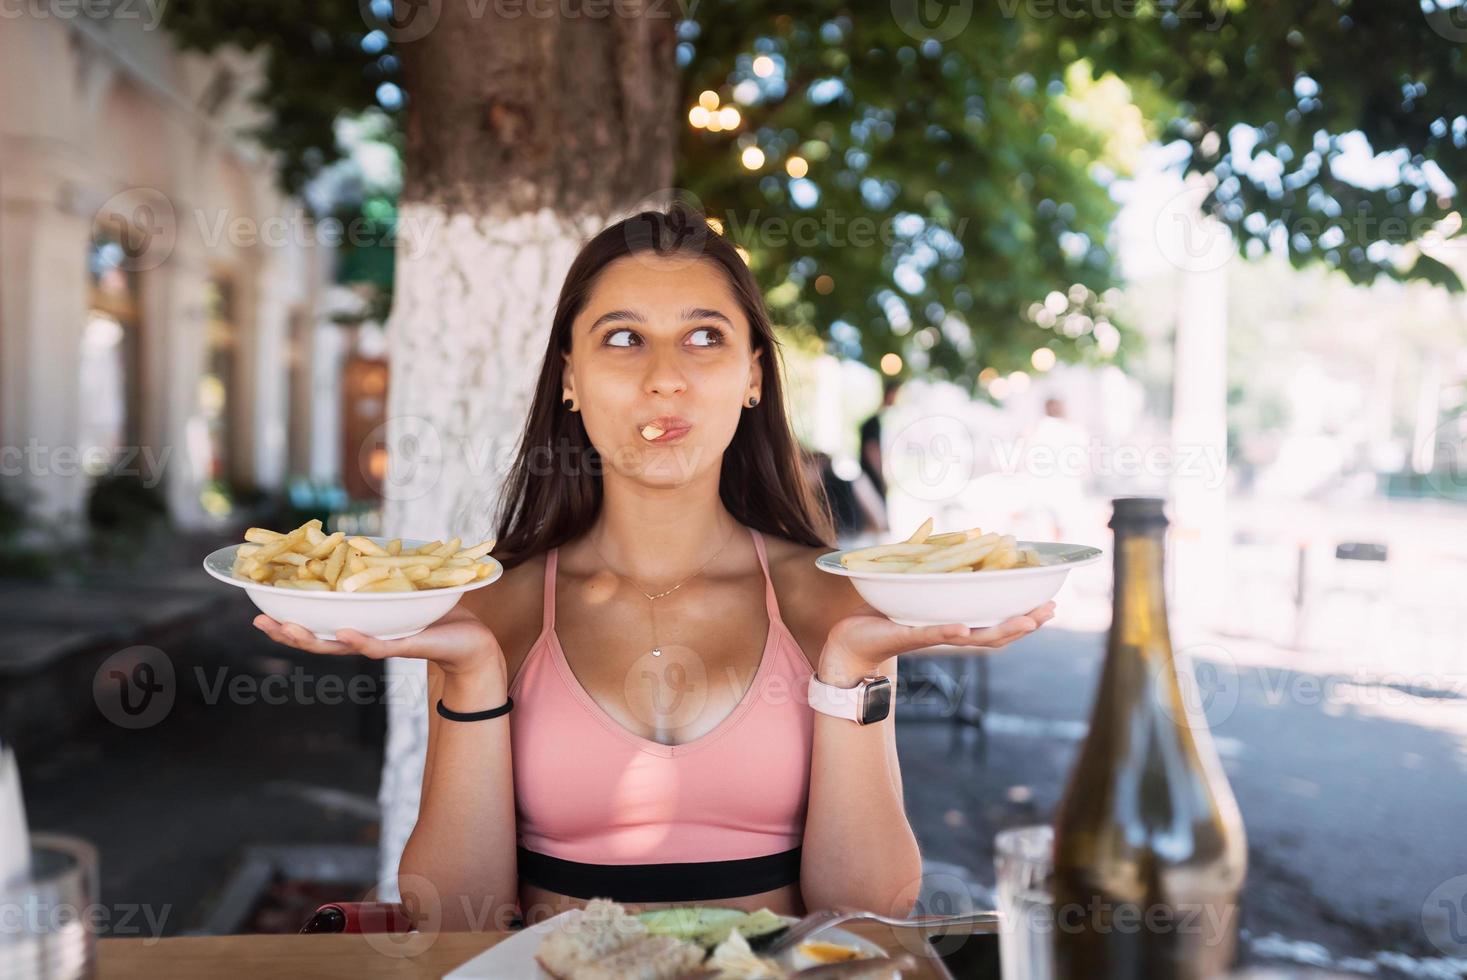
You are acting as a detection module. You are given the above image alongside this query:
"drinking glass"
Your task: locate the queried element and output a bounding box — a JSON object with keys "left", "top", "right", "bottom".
{"left": 994, "top": 824, "right": 1054, "bottom": 980}
{"left": 0, "top": 833, "right": 98, "bottom": 980}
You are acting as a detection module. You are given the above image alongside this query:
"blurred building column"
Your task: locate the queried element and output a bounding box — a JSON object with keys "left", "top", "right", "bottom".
{"left": 2, "top": 13, "right": 332, "bottom": 532}
{"left": 249, "top": 208, "right": 307, "bottom": 492}
{"left": 308, "top": 310, "right": 350, "bottom": 488}
{"left": 1170, "top": 221, "right": 1230, "bottom": 630}
{"left": 811, "top": 353, "right": 847, "bottom": 452}
{"left": 0, "top": 169, "right": 93, "bottom": 528}
{"left": 0, "top": 15, "right": 85, "bottom": 527}
{"left": 156, "top": 227, "right": 214, "bottom": 529}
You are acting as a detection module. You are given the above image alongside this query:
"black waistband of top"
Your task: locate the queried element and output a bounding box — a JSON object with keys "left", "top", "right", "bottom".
{"left": 516, "top": 845, "right": 802, "bottom": 903}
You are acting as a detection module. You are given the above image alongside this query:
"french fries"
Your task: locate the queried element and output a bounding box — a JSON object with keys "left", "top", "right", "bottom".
{"left": 229, "top": 520, "right": 497, "bottom": 592}
{"left": 839, "top": 519, "right": 1043, "bottom": 573}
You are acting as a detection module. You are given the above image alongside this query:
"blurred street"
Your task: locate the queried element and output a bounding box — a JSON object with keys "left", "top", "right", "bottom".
{"left": 901, "top": 624, "right": 1467, "bottom": 979}
{"left": 890, "top": 491, "right": 1467, "bottom": 977}
{"left": 17, "top": 587, "right": 384, "bottom": 935}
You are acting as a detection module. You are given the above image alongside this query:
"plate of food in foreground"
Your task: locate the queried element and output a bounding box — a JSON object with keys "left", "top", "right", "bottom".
{"left": 815, "top": 517, "right": 1101, "bottom": 628}
{"left": 445, "top": 899, "right": 919, "bottom": 979}
{"left": 203, "top": 519, "right": 501, "bottom": 640}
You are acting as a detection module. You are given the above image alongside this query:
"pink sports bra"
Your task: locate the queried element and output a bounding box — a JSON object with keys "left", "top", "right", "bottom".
{"left": 508, "top": 525, "right": 816, "bottom": 903}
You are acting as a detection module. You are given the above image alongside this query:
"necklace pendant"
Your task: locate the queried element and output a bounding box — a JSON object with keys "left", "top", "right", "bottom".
{"left": 651, "top": 647, "right": 662, "bottom": 657}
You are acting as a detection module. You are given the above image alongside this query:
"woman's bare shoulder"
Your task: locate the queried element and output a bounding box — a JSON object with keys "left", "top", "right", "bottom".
{"left": 761, "top": 534, "right": 867, "bottom": 662}
{"left": 458, "top": 553, "right": 549, "bottom": 669}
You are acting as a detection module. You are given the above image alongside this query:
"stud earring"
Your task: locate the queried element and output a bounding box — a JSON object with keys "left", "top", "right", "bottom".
{"left": 562, "top": 391, "right": 578, "bottom": 412}
{"left": 746, "top": 395, "right": 759, "bottom": 408}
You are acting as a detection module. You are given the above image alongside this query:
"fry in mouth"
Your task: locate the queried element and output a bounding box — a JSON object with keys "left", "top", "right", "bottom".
{"left": 640, "top": 423, "right": 665, "bottom": 440}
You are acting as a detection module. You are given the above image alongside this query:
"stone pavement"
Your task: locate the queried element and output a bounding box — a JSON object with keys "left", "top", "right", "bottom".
{"left": 896, "top": 627, "right": 1467, "bottom": 978}
{"left": 0, "top": 568, "right": 224, "bottom": 671}
{"left": 0, "top": 530, "right": 235, "bottom": 753}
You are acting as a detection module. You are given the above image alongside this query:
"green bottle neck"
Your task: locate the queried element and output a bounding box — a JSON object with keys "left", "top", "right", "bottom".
{"left": 1110, "top": 527, "right": 1172, "bottom": 660}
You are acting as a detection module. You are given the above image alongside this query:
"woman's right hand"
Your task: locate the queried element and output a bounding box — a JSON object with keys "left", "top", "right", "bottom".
{"left": 252, "top": 603, "right": 504, "bottom": 677}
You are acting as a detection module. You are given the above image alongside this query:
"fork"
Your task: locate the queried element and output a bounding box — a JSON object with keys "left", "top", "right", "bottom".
{"left": 758, "top": 907, "right": 1001, "bottom": 958}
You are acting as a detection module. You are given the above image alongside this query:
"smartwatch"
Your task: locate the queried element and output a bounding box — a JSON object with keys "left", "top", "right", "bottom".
{"left": 807, "top": 672, "right": 893, "bottom": 725}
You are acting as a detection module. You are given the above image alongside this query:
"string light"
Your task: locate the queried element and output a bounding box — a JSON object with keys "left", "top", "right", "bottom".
{"left": 688, "top": 90, "right": 742, "bottom": 132}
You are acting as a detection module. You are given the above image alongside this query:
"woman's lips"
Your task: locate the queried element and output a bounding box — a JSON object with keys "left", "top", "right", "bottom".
{"left": 638, "top": 417, "right": 692, "bottom": 443}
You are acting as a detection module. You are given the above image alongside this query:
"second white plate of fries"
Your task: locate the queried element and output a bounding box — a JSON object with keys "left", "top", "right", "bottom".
{"left": 816, "top": 518, "right": 1101, "bottom": 628}
{"left": 203, "top": 520, "right": 502, "bottom": 640}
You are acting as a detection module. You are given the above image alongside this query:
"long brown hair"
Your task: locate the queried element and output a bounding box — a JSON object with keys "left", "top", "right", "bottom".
{"left": 491, "top": 204, "right": 835, "bottom": 570}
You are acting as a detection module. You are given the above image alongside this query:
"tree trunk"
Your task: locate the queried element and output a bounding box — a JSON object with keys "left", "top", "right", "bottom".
{"left": 374, "top": 0, "right": 678, "bottom": 897}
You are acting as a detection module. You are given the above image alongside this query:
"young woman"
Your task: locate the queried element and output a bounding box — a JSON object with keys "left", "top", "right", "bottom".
{"left": 253, "top": 206, "right": 1055, "bottom": 931}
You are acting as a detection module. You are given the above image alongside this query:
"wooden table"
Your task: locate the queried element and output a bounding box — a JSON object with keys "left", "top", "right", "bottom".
{"left": 98, "top": 921, "right": 965, "bottom": 978}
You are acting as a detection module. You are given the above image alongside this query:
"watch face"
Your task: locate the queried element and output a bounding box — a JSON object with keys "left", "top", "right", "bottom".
{"left": 860, "top": 677, "right": 893, "bottom": 724}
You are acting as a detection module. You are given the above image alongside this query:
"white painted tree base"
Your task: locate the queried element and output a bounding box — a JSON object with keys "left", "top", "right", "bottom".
{"left": 374, "top": 204, "right": 611, "bottom": 899}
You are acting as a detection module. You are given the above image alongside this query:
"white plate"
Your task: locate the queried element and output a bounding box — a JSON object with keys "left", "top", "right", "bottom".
{"left": 444, "top": 910, "right": 893, "bottom": 978}
{"left": 203, "top": 537, "right": 503, "bottom": 640}
{"left": 815, "top": 540, "right": 1102, "bottom": 628}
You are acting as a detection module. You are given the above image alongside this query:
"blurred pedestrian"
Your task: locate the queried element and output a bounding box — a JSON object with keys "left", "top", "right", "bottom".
{"left": 859, "top": 379, "right": 903, "bottom": 501}
{"left": 803, "top": 449, "right": 857, "bottom": 535}
{"left": 802, "top": 448, "right": 886, "bottom": 538}
{"left": 1020, "top": 397, "right": 1089, "bottom": 539}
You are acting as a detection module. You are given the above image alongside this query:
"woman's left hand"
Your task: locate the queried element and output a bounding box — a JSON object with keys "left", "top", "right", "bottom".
{"left": 817, "top": 602, "right": 1056, "bottom": 683}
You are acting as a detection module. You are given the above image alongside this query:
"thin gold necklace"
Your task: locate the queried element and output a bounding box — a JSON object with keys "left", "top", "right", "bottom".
{"left": 589, "top": 519, "right": 739, "bottom": 658}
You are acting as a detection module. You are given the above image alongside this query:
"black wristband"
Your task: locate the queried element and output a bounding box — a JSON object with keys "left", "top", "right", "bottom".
{"left": 436, "top": 695, "right": 513, "bottom": 722}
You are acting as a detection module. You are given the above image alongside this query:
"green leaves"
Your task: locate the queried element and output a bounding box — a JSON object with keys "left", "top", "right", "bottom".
{"left": 677, "top": 5, "right": 1128, "bottom": 388}
{"left": 164, "top": 0, "right": 391, "bottom": 191}
{"left": 162, "top": 0, "right": 1467, "bottom": 390}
